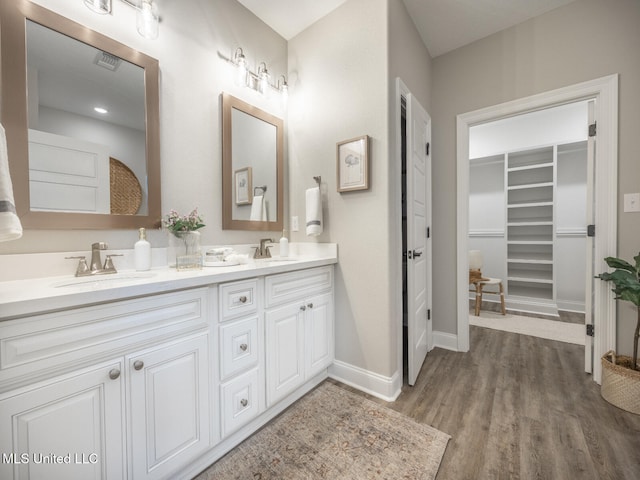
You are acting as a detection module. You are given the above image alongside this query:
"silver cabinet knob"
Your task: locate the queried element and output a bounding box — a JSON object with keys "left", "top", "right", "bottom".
{"left": 307, "top": 303, "right": 314, "bottom": 309}
{"left": 133, "top": 360, "right": 144, "bottom": 371}
{"left": 240, "top": 398, "right": 248, "bottom": 407}
{"left": 109, "top": 368, "right": 121, "bottom": 380}
{"left": 240, "top": 343, "right": 248, "bottom": 352}
{"left": 300, "top": 305, "right": 306, "bottom": 311}
{"left": 239, "top": 295, "right": 247, "bottom": 303}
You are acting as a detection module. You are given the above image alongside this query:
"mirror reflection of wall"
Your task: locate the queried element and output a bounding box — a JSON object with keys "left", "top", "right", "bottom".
{"left": 26, "top": 20, "right": 147, "bottom": 215}
{"left": 468, "top": 101, "right": 589, "bottom": 319}
{"left": 231, "top": 108, "right": 277, "bottom": 222}
{"left": 222, "top": 93, "right": 283, "bottom": 232}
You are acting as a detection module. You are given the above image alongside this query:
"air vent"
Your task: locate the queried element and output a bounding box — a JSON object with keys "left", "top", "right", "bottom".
{"left": 94, "top": 51, "right": 121, "bottom": 71}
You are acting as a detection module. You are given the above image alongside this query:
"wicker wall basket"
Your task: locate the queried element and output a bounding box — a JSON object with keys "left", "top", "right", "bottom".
{"left": 601, "top": 350, "right": 640, "bottom": 414}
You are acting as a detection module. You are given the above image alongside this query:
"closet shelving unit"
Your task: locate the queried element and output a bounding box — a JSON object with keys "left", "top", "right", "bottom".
{"left": 505, "top": 146, "right": 556, "bottom": 311}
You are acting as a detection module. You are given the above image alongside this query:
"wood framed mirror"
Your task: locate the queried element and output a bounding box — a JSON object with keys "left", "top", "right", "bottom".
{"left": 222, "top": 93, "right": 283, "bottom": 231}
{"left": 0, "top": 0, "right": 161, "bottom": 229}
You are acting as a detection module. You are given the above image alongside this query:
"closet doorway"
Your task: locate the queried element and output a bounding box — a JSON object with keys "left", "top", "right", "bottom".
{"left": 467, "top": 101, "right": 589, "bottom": 344}
{"left": 456, "top": 75, "right": 618, "bottom": 383}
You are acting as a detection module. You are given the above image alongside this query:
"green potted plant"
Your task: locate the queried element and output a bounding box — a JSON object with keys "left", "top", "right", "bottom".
{"left": 596, "top": 254, "right": 640, "bottom": 414}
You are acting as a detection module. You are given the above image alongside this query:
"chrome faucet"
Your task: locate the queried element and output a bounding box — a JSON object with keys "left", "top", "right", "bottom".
{"left": 253, "top": 238, "right": 274, "bottom": 259}
{"left": 66, "top": 242, "right": 120, "bottom": 277}
{"left": 90, "top": 242, "right": 109, "bottom": 272}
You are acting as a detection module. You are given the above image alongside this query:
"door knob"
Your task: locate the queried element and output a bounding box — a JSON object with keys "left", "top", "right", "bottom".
{"left": 109, "top": 368, "right": 121, "bottom": 380}
{"left": 133, "top": 360, "right": 144, "bottom": 371}
{"left": 412, "top": 250, "right": 423, "bottom": 258}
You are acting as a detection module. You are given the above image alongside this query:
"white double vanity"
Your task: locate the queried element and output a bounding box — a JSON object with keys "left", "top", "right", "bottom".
{"left": 0, "top": 244, "right": 337, "bottom": 480}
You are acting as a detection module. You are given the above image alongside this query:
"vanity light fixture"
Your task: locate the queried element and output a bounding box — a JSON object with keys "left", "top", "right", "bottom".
{"left": 233, "top": 48, "right": 248, "bottom": 87}
{"left": 83, "top": 0, "right": 159, "bottom": 39}
{"left": 277, "top": 75, "right": 288, "bottom": 101}
{"left": 257, "top": 62, "right": 270, "bottom": 96}
{"left": 231, "top": 47, "right": 289, "bottom": 98}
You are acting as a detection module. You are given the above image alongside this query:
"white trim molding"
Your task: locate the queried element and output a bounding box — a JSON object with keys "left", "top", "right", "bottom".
{"left": 456, "top": 75, "right": 618, "bottom": 383}
{"left": 328, "top": 360, "right": 402, "bottom": 402}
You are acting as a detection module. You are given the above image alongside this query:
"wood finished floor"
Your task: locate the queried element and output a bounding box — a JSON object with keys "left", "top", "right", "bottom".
{"left": 331, "top": 325, "right": 640, "bottom": 480}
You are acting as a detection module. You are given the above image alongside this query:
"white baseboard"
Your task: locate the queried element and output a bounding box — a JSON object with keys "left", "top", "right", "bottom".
{"left": 432, "top": 330, "right": 459, "bottom": 351}
{"left": 328, "top": 360, "right": 401, "bottom": 402}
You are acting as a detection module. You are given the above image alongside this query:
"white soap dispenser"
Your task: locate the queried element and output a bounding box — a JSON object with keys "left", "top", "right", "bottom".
{"left": 279, "top": 229, "right": 289, "bottom": 257}
{"left": 134, "top": 227, "right": 151, "bottom": 271}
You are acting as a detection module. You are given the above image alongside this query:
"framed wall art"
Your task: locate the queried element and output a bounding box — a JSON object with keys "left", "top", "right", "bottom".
{"left": 234, "top": 166, "right": 252, "bottom": 205}
{"left": 337, "top": 135, "right": 369, "bottom": 192}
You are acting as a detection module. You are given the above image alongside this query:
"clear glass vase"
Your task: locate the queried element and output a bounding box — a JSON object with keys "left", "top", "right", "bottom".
{"left": 167, "top": 231, "right": 202, "bottom": 270}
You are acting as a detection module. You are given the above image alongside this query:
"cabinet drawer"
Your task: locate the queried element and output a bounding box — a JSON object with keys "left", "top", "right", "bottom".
{"left": 219, "top": 279, "right": 258, "bottom": 321}
{"left": 265, "top": 266, "right": 332, "bottom": 308}
{"left": 220, "top": 368, "right": 260, "bottom": 437}
{"left": 219, "top": 316, "right": 260, "bottom": 380}
{"left": 0, "top": 289, "right": 208, "bottom": 388}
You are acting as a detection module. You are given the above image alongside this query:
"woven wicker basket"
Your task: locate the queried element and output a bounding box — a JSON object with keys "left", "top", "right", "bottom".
{"left": 601, "top": 350, "right": 640, "bottom": 414}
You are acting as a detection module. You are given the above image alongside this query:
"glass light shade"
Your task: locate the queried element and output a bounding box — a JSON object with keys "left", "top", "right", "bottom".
{"left": 137, "top": 0, "right": 159, "bottom": 39}
{"left": 257, "top": 64, "right": 270, "bottom": 96}
{"left": 84, "top": 0, "right": 111, "bottom": 14}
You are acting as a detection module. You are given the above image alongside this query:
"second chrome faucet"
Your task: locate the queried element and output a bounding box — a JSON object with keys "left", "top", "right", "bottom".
{"left": 253, "top": 238, "right": 273, "bottom": 259}
{"left": 67, "top": 242, "right": 121, "bottom": 277}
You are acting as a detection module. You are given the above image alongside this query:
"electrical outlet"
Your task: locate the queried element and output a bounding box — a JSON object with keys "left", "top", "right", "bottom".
{"left": 291, "top": 216, "right": 299, "bottom": 231}
{"left": 624, "top": 193, "right": 640, "bottom": 212}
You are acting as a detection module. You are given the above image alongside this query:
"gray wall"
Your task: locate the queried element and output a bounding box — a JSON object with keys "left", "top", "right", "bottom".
{"left": 431, "top": 0, "right": 640, "bottom": 354}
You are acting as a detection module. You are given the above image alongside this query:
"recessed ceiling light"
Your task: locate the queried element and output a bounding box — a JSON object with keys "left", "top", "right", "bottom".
{"left": 94, "top": 107, "right": 108, "bottom": 114}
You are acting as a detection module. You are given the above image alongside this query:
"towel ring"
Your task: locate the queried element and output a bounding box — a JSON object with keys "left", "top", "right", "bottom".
{"left": 253, "top": 185, "right": 267, "bottom": 196}
{"left": 313, "top": 176, "right": 321, "bottom": 186}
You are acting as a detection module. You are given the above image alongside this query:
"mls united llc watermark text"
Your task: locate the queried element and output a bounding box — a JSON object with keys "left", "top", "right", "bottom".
{"left": 2, "top": 452, "right": 98, "bottom": 465}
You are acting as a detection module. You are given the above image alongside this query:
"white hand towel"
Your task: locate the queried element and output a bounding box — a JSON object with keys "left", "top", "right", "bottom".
{"left": 0, "top": 123, "right": 22, "bottom": 242}
{"left": 250, "top": 195, "right": 266, "bottom": 221}
{"left": 305, "top": 186, "right": 323, "bottom": 236}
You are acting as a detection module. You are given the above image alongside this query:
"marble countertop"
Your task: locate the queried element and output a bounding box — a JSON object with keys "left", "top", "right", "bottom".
{"left": 0, "top": 244, "right": 337, "bottom": 320}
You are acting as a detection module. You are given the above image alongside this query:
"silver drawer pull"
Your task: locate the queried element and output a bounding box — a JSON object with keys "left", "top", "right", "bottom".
{"left": 240, "top": 398, "right": 248, "bottom": 407}
{"left": 300, "top": 305, "right": 306, "bottom": 311}
{"left": 133, "top": 360, "right": 144, "bottom": 371}
{"left": 240, "top": 343, "right": 248, "bottom": 352}
{"left": 307, "top": 303, "right": 314, "bottom": 309}
{"left": 109, "top": 368, "right": 121, "bottom": 380}
{"left": 238, "top": 295, "right": 247, "bottom": 304}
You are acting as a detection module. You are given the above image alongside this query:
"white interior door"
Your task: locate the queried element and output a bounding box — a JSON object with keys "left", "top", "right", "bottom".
{"left": 407, "top": 93, "right": 432, "bottom": 386}
{"left": 584, "top": 99, "right": 596, "bottom": 373}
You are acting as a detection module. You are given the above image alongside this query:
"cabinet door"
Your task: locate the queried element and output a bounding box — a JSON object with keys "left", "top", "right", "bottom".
{"left": 0, "top": 361, "right": 125, "bottom": 480}
{"left": 305, "top": 291, "right": 334, "bottom": 379}
{"left": 128, "top": 333, "right": 210, "bottom": 480}
{"left": 265, "top": 303, "right": 305, "bottom": 406}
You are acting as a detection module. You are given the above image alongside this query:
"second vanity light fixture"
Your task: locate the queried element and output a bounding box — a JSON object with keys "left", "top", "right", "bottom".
{"left": 84, "top": 0, "right": 159, "bottom": 39}
{"left": 233, "top": 47, "right": 288, "bottom": 98}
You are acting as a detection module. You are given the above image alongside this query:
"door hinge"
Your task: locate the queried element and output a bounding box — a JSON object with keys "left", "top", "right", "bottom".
{"left": 425, "top": 142, "right": 430, "bottom": 156}
{"left": 586, "top": 324, "right": 594, "bottom": 337}
{"left": 427, "top": 309, "right": 431, "bottom": 321}
{"left": 587, "top": 224, "right": 596, "bottom": 237}
{"left": 589, "top": 122, "right": 597, "bottom": 137}
{"left": 426, "top": 226, "right": 430, "bottom": 238}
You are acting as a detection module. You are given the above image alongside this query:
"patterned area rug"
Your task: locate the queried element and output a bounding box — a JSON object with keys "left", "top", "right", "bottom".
{"left": 195, "top": 381, "right": 450, "bottom": 479}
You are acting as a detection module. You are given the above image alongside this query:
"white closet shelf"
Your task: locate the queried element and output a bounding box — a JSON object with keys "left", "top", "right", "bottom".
{"left": 507, "top": 239, "right": 553, "bottom": 245}
{"left": 508, "top": 257, "right": 553, "bottom": 264}
{"left": 507, "top": 221, "right": 553, "bottom": 226}
{"left": 507, "top": 201, "right": 553, "bottom": 208}
{"left": 507, "top": 182, "right": 553, "bottom": 191}
{"left": 507, "top": 162, "right": 554, "bottom": 172}
{"left": 508, "top": 276, "right": 553, "bottom": 285}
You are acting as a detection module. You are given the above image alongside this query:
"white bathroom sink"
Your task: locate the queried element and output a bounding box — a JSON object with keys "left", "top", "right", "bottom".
{"left": 52, "top": 272, "right": 157, "bottom": 288}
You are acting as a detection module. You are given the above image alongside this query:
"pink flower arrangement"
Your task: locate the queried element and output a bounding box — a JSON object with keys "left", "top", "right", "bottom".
{"left": 162, "top": 208, "right": 205, "bottom": 233}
